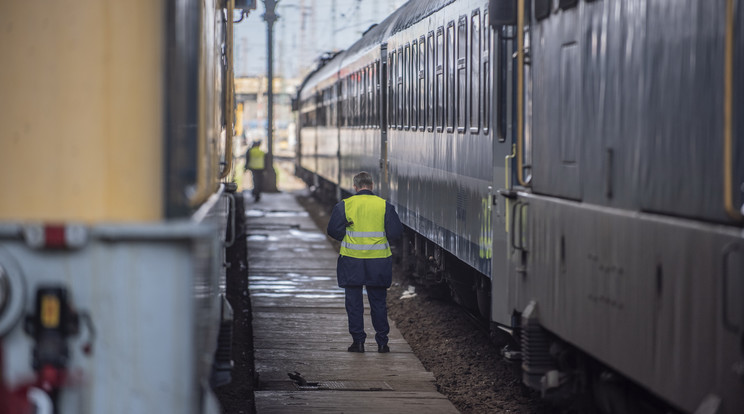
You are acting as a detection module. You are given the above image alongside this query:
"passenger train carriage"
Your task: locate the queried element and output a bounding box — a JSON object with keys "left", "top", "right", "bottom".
{"left": 0, "top": 0, "right": 243, "bottom": 412}
{"left": 296, "top": 0, "right": 744, "bottom": 412}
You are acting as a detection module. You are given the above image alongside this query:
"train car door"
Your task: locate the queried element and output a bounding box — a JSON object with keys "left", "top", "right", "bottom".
{"left": 490, "top": 14, "right": 514, "bottom": 327}
{"left": 379, "top": 44, "right": 390, "bottom": 199}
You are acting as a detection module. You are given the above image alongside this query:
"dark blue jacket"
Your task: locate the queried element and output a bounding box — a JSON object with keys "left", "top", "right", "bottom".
{"left": 327, "top": 190, "right": 403, "bottom": 288}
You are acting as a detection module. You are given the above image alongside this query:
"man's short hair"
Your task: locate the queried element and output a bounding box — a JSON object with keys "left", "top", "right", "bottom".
{"left": 353, "top": 171, "right": 374, "bottom": 189}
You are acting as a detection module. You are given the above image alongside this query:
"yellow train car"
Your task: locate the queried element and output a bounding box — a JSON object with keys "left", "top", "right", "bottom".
{"left": 0, "top": 0, "right": 240, "bottom": 412}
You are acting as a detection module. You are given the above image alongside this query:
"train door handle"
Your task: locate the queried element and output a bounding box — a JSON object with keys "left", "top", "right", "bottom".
{"left": 510, "top": 201, "right": 520, "bottom": 251}
{"left": 510, "top": 201, "right": 526, "bottom": 251}
{"left": 224, "top": 193, "right": 237, "bottom": 248}
{"left": 722, "top": 243, "right": 743, "bottom": 333}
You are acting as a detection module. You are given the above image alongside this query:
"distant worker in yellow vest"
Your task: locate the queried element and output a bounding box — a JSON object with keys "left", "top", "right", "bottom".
{"left": 326, "top": 171, "right": 403, "bottom": 353}
{"left": 245, "top": 140, "right": 266, "bottom": 202}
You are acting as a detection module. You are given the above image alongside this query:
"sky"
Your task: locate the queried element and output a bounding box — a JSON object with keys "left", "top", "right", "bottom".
{"left": 234, "top": 0, "right": 407, "bottom": 80}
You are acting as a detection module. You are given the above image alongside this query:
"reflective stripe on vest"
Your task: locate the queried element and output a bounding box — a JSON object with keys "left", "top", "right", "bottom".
{"left": 340, "top": 194, "right": 391, "bottom": 259}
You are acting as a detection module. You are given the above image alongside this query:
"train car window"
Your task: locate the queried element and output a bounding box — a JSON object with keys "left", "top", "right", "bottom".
{"left": 412, "top": 40, "right": 418, "bottom": 130}
{"left": 360, "top": 71, "right": 364, "bottom": 128}
{"left": 372, "top": 60, "right": 380, "bottom": 128}
{"left": 457, "top": 16, "right": 467, "bottom": 133}
{"left": 436, "top": 28, "right": 444, "bottom": 132}
{"left": 419, "top": 37, "right": 426, "bottom": 131}
{"left": 365, "top": 67, "right": 371, "bottom": 128}
{"left": 313, "top": 94, "right": 317, "bottom": 127}
{"left": 375, "top": 61, "right": 380, "bottom": 128}
{"left": 316, "top": 93, "right": 321, "bottom": 127}
{"left": 321, "top": 89, "right": 326, "bottom": 127}
{"left": 317, "top": 91, "right": 321, "bottom": 127}
{"left": 397, "top": 47, "right": 403, "bottom": 129}
{"left": 446, "top": 22, "right": 455, "bottom": 133}
{"left": 534, "top": 0, "right": 550, "bottom": 20}
{"left": 321, "top": 90, "right": 326, "bottom": 127}
{"left": 359, "top": 70, "right": 364, "bottom": 127}
{"left": 323, "top": 88, "right": 327, "bottom": 127}
{"left": 470, "top": 10, "right": 481, "bottom": 133}
{"left": 345, "top": 77, "right": 350, "bottom": 127}
{"left": 370, "top": 65, "right": 374, "bottom": 127}
{"left": 427, "top": 32, "right": 435, "bottom": 132}
{"left": 482, "top": 11, "right": 490, "bottom": 134}
{"left": 339, "top": 79, "right": 345, "bottom": 127}
{"left": 349, "top": 74, "right": 354, "bottom": 127}
{"left": 366, "top": 67, "right": 371, "bottom": 129}
{"left": 388, "top": 51, "right": 395, "bottom": 129}
{"left": 377, "top": 61, "right": 381, "bottom": 127}
{"left": 353, "top": 72, "right": 358, "bottom": 127}
{"left": 369, "top": 65, "right": 374, "bottom": 129}
{"left": 369, "top": 65, "right": 374, "bottom": 128}
{"left": 361, "top": 69, "right": 366, "bottom": 128}
{"left": 404, "top": 44, "right": 410, "bottom": 130}
{"left": 559, "top": 0, "right": 578, "bottom": 10}
{"left": 370, "top": 64, "right": 376, "bottom": 128}
{"left": 346, "top": 76, "right": 350, "bottom": 127}
{"left": 326, "top": 90, "right": 330, "bottom": 127}
{"left": 358, "top": 71, "right": 363, "bottom": 128}
{"left": 370, "top": 66, "right": 374, "bottom": 128}
{"left": 335, "top": 85, "right": 339, "bottom": 127}
{"left": 346, "top": 76, "right": 351, "bottom": 127}
{"left": 359, "top": 75, "right": 362, "bottom": 128}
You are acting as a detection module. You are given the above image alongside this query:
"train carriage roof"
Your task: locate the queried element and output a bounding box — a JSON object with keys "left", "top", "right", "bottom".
{"left": 298, "top": 0, "right": 455, "bottom": 98}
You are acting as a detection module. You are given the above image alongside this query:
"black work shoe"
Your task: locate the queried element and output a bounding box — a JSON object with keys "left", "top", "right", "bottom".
{"left": 378, "top": 344, "right": 390, "bottom": 353}
{"left": 347, "top": 342, "right": 365, "bottom": 353}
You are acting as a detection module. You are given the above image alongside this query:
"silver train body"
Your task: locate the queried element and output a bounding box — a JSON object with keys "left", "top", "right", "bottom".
{"left": 296, "top": 0, "right": 744, "bottom": 412}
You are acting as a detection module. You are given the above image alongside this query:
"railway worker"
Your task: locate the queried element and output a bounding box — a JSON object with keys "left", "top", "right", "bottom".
{"left": 245, "top": 140, "right": 266, "bottom": 202}
{"left": 326, "top": 171, "right": 403, "bottom": 353}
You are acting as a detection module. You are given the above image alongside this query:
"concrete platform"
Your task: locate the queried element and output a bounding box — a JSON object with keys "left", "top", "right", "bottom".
{"left": 246, "top": 190, "right": 460, "bottom": 414}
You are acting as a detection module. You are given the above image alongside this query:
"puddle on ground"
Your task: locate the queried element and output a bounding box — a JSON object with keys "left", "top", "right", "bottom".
{"left": 245, "top": 209, "right": 266, "bottom": 218}
{"left": 295, "top": 293, "right": 344, "bottom": 299}
{"left": 288, "top": 229, "right": 327, "bottom": 241}
{"left": 251, "top": 274, "right": 333, "bottom": 282}
{"left": 248, "top": 273, "right": 341, "bottom": 298}
{"left": 245, "top": 209, "right": 308, "bottom": 218}
{"left": 251, "top": 293, "right": 293, "bottom": 298}
{"left": 265, "top": 210, "right": 309, "bottom": 218}
{"left": 246, "top": 234, "right": 279, "bottom": 241}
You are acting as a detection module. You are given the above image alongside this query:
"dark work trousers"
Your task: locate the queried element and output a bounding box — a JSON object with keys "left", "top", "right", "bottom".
{"left": 250, "top": 169, "right": 264, "bottom": 200}
{"left": 344, "top": 286, "right": 390, "bottom": 346}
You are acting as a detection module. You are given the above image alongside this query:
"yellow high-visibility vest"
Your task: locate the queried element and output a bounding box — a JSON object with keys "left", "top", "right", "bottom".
{"left": 340, "top": 195, "right": 391, "bottom": 259}
{"left": 247, "top": 147, "right": 265, "bottom": 170}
